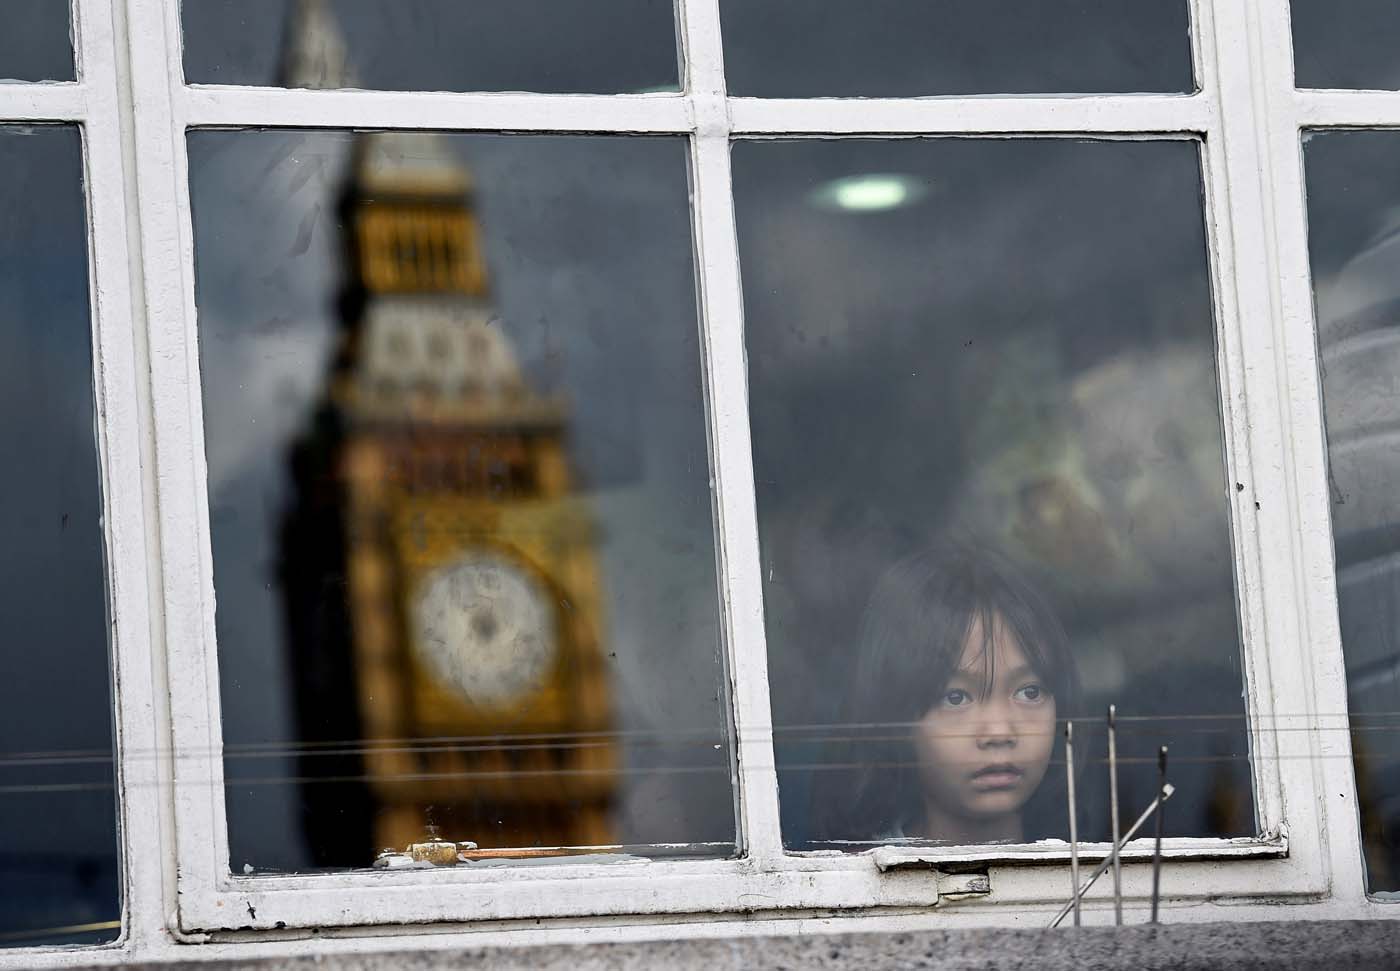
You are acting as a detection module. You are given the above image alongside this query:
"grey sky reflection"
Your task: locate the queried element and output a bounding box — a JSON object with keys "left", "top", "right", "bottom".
{"left": 720, "top": 0, "right": 1193, "bottom": 96}
{"left": 0, "top": 127, "right": 117, "bottom": 945}
{"left": 734, "top": 138, "right": 1251, "bottom": 847}
{"left": 0, "top": 0, "right": 72, "bottom": 83}
{"left": 1292, "top": 0, "right": 1400, "bottom": 90}
{"left": 181, "top": 0, "right": 679, "bottom": 92}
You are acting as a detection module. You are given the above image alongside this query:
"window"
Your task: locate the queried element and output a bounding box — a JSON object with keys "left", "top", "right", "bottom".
{"left": 10, "top": 0, "right": 1400, "bottom": 961}
{"left": 738, "top": 137, "right": 1253, "bottom": 851}
{"left": 1295, "top": 12, "right": 1400, "bottom": 894}
{"left": 144, "top": 0, "right": 1329, "bottom": 933}
{"left": 0, "top": 0, "right": 149, "bottom": 954}
{"left": 0, "top": 123, "right": 119, "bottom": 951}
{"left": 1306, "top": 131, "right": 1400, "bottom": 895}
{"left": 189, "top": 128, "right": 734, "bottom": 872}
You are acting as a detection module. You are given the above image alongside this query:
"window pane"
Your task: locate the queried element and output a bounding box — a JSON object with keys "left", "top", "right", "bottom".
{"left": 720, "top": 1, "right": 1193, "bottom": 97}
{"left": 736, "top": 138, "right": 1252, "bottom": 849}
{"left": 182, "top": 0, "right": 679, "bottom": 94}
{"left": 189, "top": 130, "right": 733, "bottom": 872}
{"left": 1292, "top": 0, "right": 1400, "bottom": 90}
{"left": 0, "top": 0, "right": 73, "bottom": 82}
{"left": 1304, "top": 131, "right": 1400, "bottom": 894}
{"left": 0, "top": 127, "right": 118, "bottom": 946}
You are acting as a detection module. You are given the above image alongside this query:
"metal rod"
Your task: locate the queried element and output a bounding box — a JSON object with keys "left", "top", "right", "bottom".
{"left": 1108, "top": 705, "right": 1122, "bottom": 926}
{"left": 1048, "top": 783, "right": 1175, "bottom": 928}
{"left": 1065, "top": 721, "right": 1081, "bottom": 927}
{"left": 1150, "top": 745, "right": 1168, "bottom": 924}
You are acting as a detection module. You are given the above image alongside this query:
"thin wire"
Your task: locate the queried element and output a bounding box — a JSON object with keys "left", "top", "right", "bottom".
{"left": 19, "top": 749, "right": 1391, "bottom": 796}
{"left": 13, "top": 750, "right": 1400, "bottom": 794}
{"left": 5, "top": 721, "right": 1387, "bottom": 768}
{"left": 9, "top": 715, "right": 1400, "bottom": 776}
{"left": 8, "top": 709, "right": 1400, "bottom": 765}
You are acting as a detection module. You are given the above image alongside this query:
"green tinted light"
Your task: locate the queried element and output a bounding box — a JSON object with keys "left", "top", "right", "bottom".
{"left": 811, "top": 173, "right": 928, "bottom": 212}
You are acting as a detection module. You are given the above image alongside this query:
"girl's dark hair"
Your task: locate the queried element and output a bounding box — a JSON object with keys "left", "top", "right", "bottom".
{"left": 811, "top": 543, "right": 1080, "bottom": 843}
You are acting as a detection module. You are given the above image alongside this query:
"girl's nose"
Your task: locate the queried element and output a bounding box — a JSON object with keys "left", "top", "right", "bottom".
{"left": 974, "top": 704, "right": 1017, "bottom": 748}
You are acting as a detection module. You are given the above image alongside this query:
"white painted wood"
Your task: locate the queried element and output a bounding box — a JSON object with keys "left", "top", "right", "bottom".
{"left": 1251, "top": 0, "right": 1374, "bottom": 908}
{"left": 184, "top": 86, "right": 693, "bottom": 132}
{"left": 729, "top": 95, "right": 1215, "bottom": 135}
{"left": 75, "top": 0, "right": 170, "bottom": 954}
{"left": 0, "top": 82, "right": 86, "bottom": 121}
{"left": 174, "top": 838, "right": 1315, "bottom": 934}
{"left": 1197, "top": 0, "right": 1312, "bottom": 872}
{"left": 1295, "top": 90, "right": 1400, "bottom": 127}
{"left": 97, "top": 0, "right": 188, "bottom": 953}
{"left": 1191, "top": 0, "right": 1285, "bottom": 843}
{"left": 125, "top": 0, "right": 233, "bottom": 931}
{"left": 677, "top": 0, "right": 785, "bottom": 867}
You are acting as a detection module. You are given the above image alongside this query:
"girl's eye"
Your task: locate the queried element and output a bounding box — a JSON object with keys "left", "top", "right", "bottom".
{"left": 1014, "top": 683, "right": 1046, "bottom": 703}
{"left": 942, "top": 689, "right": 972, "bottom": 708}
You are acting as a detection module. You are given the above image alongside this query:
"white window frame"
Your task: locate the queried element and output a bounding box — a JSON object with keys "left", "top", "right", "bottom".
{"left": 0, "top": 0, "right": 162, "bottom": 963}
{"left": 129, "top": 0, "right": 1351, "bottom": 934}
{"left": 10, "top": 0, "right": 1400, "bottom": 964}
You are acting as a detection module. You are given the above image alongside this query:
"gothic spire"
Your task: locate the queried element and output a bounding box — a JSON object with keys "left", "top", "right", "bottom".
{"left": 280, "top": 0, "right": 356, "bottom": 90}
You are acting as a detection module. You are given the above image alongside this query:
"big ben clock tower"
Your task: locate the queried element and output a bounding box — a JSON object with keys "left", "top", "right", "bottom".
{"left": 280, "top": 0, "right": 617, "bottom": 862}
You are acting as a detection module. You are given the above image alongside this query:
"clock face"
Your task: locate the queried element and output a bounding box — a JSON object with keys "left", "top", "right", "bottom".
{"left": 410, "top": 551, "right": 558, "bottom": 707}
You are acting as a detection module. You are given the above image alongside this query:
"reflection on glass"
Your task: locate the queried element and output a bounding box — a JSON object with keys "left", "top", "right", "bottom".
{"left": 0, "top": 127, "right": 118, "bottom": 947}
{"left": 182, "top": 0, "right": 679, "bottom": 94}
{"left": 735, "top": 138, "right": 1253, "bottom": 849}
{"left": 189, "top": 125, "right": 732, "bottom": 871}
{"left": 1292, "top": 0, "right": 1400, "bottom": 90}
{"left": 1305, "top": 131, "right": 1400, "bottom": 894}
{"left": 719, "top": 0, "right": 1193, "bottom": 97}
{"left": 0, "top": 0, "right": 73, "bottom": 82}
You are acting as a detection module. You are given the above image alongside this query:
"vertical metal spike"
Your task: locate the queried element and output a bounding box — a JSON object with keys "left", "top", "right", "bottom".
{"left": 1065, "top": 721, "right": 1081, "bottom": 928}
{"left": 1151, "top": 745, "right": 1168, "bottom": 924}
{"left": 1049, "top": 784, "right": 1174, "bottom": 928}
{"left": 1108, "top": 705, "right": 1122, "bottom": 926}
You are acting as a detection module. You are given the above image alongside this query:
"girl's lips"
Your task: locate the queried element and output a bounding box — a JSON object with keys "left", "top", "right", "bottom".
{"left": 968, "top": 764, "right": 1024, "bottom": 789}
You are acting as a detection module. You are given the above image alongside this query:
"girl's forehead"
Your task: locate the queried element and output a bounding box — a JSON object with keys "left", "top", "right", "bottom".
{"left": 954, "top": 612, "right": 1032, "bottom": 675}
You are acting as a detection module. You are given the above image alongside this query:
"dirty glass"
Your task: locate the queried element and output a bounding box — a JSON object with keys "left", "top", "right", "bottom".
{"left": 0, "top": 127, "right": 119, "bottom": 946}
{"left": 1292, "top": 0, "right": 1400, "bottom": 90}
{"left": 0, "top": 0, "right": 73, "bottom": 82}
{"left": 188, "top": 129, "right": 733, "bottom": 872}
{"left": 735, "top": 138, "right": 1253, "bottom": 850}
{"left": 182, "top": 0, "right": 679, "bottom": 94}
{"left": 1304, "top": 130, "right": 1400, "bottom": 894}
{"left": 719, "top": 0, "right": 1193, "bottom": 98}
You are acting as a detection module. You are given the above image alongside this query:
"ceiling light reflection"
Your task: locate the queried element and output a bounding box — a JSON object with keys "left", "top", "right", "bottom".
{"left": 810, "top": 173, "right": 929, "bottom": 213}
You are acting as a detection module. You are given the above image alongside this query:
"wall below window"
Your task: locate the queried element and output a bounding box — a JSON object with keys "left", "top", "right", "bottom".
{"left": 58, "top": 920, "right": 1400, "bottom": 970}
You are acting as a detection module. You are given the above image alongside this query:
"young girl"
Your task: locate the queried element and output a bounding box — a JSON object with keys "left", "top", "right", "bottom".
{"left": 815, "top": 545, "right": 1080, "bottom": 846}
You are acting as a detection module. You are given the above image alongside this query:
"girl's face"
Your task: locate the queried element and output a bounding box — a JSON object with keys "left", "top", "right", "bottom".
{"left": 913, "top": 613, "right": 1057, "bottom": 830}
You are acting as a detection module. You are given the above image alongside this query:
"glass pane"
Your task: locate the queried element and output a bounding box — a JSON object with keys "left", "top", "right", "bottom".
{"left": 1304, "top": 130, "right": 1400, "bottom": 894}
{"left": 1293, "top": 0, "right": 1400, "bottom": 90}
{"left": 182, "top": 0, "right": 679, "bottom": 94}
{"left": 189, "top": 129, "right": 733, "bottom": 872}
{"left": 0, "top": 127, "right": 118, "bottom": 946}
{"left": 720, "top": 1, "right": 1193, "bottom": 97}
{"left": 0, "top": 0, "right": 73, "bottom": 82}
{"left": 736, "top": 138, "right": 1253, "bottom": 849}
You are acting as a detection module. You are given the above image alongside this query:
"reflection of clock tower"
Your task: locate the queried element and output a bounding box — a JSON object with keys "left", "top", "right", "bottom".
{"left": 280, "top": 0, "right": 616, "bottom": 861}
